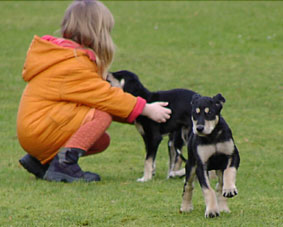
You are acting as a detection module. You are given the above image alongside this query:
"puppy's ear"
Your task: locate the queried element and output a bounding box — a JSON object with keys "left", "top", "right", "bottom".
{"left": 213, "top": 93, "right": 225, "bottom": 103}
{"left": 191, "top": 94, "right": 201, "bottom": 105}
{"left": 213, "top": 93, "right": 225, "bottom": 111}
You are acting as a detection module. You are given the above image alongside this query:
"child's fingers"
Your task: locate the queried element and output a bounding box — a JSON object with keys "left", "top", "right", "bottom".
{"left": 158, "top": 103, "right": 171, "bottom": 122}
{"left": 156, "top": 102, "right": 172, "bottom": 114}
{"left": 157, "top": 102, "right": 169, "bottom": 106}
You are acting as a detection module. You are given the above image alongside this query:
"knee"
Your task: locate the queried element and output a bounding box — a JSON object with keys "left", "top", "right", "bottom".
{"left": 100, "top": 132, "right": 111, "bottom": 150}
{"left": 94, "top": 110, "right": 112, "bottom": 126}
{"left": 83, "top": 133, "right": 111, "bottom": 156}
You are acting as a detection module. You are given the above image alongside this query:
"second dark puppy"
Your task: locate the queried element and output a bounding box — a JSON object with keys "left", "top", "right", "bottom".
{"left": 180, "top": 94, "right": 240, "bottom": 218}
{"left": 107, "top": 70, "right": 196, "bottom": 182}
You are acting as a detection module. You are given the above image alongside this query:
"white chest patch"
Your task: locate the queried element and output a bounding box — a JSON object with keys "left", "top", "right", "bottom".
{"left": 135, "top": 122, "right": 145, "bottom": 136}
{"left": 197, "top": 139, "right": 234, "bottom": 163}
{"left": 197, "top": 145, "right": 216, "bottom": 163}
{"left": 216, "top": 139, "right": 234, "bottom": 155}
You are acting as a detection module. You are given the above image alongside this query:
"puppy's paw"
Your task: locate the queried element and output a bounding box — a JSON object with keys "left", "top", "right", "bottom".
{"left": 168, "top": 170, "right": 184, "bottom": 179}
{"left": 137, "top": 176, "right": 151, "bottom": 182}
{"left": 218, "top": 202, "right": 231, "bottom": 213}
{"left": 205, "top": 209, "right": 220, "bottom": 218}
{"left": 167, "top": 171, "right": 175, "bottom": 179}
{"left": 172, "top": 168, "right": 186, "bottom": 178}
{"left": 223, "top": 187, "right": 238, "bottom": 198}
{"left": 219, "top": 206, "right": 231, "bottom": 213}
{"left": 180, "top": 204, "right": 193, "bottom": 213}
{"left": 137, "top": 177, "right": 145, "bottom": 182}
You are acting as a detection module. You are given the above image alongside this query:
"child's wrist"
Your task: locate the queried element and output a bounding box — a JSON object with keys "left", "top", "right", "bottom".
{"left": 141, "top": 103, "right": 151, "bottom": 118}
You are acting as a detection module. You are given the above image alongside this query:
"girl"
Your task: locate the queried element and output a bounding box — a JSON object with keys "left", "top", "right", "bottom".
{"left": 17, "top": 0, "right": 171, "bottom": 183}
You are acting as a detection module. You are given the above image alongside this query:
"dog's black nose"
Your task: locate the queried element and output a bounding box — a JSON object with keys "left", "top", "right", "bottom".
{"left": 196, "top": 125, "right": 204, "bottom": 132}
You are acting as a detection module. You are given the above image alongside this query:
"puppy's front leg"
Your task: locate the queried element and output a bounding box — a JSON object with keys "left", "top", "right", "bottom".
{"left": 137, "top": 156, "right": 154, "bottom": 182}
{"left": 196, "top": 165, "right": 219, "bottom": 218}
{"left": 137, "top": 134, "right": 162, "bottom": 182}
{"left": 167, "top": 135, "right": 177, "bottom": 178}
{"left": 173, "top": 129, "right": 186, "bottom": 172}
{"left": 222, "top": 158, "right": 238, "bottom": 198}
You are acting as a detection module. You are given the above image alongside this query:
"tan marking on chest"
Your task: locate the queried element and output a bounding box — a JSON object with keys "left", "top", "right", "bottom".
{"left": 197, "top": 139, "right": 234, "bottom": 163}
{"left": 197, "top": 145, "right": 216, "bottom": 163}
{"left": 216, "top": 139, "right": 234, "bottom": 156}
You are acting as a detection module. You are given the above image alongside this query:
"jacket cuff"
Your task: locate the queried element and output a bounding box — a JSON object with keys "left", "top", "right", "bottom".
{"left": 126, "top": 97, "right": 146, "bottom": 123}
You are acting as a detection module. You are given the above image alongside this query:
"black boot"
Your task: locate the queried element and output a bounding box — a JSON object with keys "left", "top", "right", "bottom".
{"left": 19, "top": 154, "right": 49, "bottom": 179}
{"left": 43, "top": 148, "right": 100, "bottom": 182}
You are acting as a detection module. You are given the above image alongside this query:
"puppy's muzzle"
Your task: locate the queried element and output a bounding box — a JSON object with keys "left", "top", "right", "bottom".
{"left": 196, "top": 125, "right": 204, "bottom": 133}
{"left": 106, "top": 73, "right": 123, "bottom": 88}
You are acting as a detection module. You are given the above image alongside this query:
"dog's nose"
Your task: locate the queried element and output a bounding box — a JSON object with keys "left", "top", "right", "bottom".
{"left": 196, "top": 125, "right": 204, "bottom": 132}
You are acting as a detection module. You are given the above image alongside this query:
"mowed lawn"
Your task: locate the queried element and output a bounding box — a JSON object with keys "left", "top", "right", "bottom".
{"left": 0, "top": 1, "right": 282, "bottom": 226}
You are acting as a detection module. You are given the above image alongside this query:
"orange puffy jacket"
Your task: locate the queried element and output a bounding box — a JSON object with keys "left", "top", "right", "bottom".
{"left": 17, "top": 35, "right": 145, "bottom": 164}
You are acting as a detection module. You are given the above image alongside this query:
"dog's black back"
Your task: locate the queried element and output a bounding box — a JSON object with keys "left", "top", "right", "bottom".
{"left": 138, "top": 89, "right": 195, "bottom": 135}
{"left": 112, "top": 70, "right": 196, "bottom": 134}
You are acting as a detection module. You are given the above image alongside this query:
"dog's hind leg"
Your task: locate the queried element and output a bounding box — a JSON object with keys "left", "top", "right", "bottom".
{"left": 215, "top": 170, "right": 230, "bottom": 213}
{"left": 180, "top": 165, "right": 196, "bottom": 213}
{"left": 174, "top": 129, "right": 186, "bottom": 172}
{"left": 137, "top": 156, "right": 154, "bottom": 182}
{"left": 168, "top": 131, "right": 186, "bottom": 178}
{"left": 167, "top": 133, "right": 178, "bottom": 178}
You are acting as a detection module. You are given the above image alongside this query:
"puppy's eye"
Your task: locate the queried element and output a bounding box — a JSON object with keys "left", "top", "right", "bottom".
{"left": 195, "top": 108, "right": 200, "bottom": 114}
{"left": 204, "top": 107, "right": 212, "bottom": 115}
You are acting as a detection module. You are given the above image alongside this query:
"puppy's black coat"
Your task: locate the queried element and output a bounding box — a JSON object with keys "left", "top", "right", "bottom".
{"left": 180, "top": 94, "right": 240, "bottom": 218}
{"left": 108, "top": 70, "right": 196, "bottom": 182}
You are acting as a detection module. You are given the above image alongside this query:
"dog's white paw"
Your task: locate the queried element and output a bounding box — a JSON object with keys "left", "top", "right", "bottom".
{"left": 223, "top": 187, "right": 238, "bottom": 198}
{"left": 219, "top": 205, "right": 231, "bottom": 213}
{"left": 137, "top": 177, "right": 145, "bottom": 182}
{"left": 167, "top": 171, "right": 176, "bottom": 179}
{"left": 205, "top": 208, "right": 220, "bottom": 218}
{"left": 218, "top": 199, "right": 231, "bottom": 213}
{"left": 180, "top": 204, "right": 193, "bottom": 213}
{"left": 217, "top": 196, "right": 231, "bottom": 213}
{"left": 137, "top": 176, "right": 151, "bottom": 182}
{"left": 168, "top": 168, "right": 186, "bottom": 179}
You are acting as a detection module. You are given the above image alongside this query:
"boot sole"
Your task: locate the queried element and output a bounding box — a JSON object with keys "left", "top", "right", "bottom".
{"left": 43, "top": 170, "right": 84, "bottom": 183}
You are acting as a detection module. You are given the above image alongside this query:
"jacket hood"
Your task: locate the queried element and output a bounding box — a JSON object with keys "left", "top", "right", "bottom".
{"left": 22, "top": 35, "right": 96, "bottom": 82}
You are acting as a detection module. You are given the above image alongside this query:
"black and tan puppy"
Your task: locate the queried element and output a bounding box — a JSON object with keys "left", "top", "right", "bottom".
{"left": 180, "top": 94, "right": 240, "bottom": 218}
{"left": 107, "top": 70, "right": 196, "bottom": 182}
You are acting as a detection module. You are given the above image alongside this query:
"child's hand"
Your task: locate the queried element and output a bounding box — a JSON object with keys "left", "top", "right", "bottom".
{"left": 142, "top": 102, "right": 172, "bottom": 123}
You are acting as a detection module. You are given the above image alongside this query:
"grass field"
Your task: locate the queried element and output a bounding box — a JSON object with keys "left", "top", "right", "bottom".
{"left": 0, "top": 1, "right": 282, "bottom": 226}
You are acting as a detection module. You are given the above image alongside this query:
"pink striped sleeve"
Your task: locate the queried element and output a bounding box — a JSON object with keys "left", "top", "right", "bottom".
{"left": 126, "top": 97, "right": 146, "bottom": 123}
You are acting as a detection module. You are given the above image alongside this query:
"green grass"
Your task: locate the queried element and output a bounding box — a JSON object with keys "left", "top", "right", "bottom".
{"left": 0, "top": 1, "right": 282, "bottom": 226}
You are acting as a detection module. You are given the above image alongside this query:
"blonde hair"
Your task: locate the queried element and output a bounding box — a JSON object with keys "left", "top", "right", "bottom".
{"left": 61, "top": 0, "right": 115, "bottom": 79}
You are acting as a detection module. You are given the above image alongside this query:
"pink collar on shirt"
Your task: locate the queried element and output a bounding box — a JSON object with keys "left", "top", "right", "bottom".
{"left": 41, "top": 35, "right": 96, "bottom": 61}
